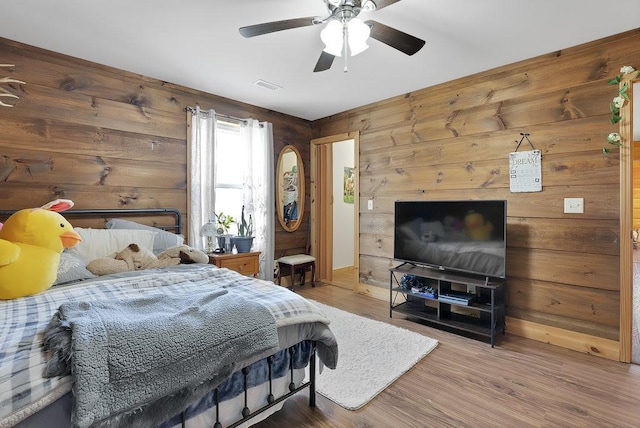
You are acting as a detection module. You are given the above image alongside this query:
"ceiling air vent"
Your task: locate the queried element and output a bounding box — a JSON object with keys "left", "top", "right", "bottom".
{"left": 252, "top": 79, "right": 282, "bottom": 91}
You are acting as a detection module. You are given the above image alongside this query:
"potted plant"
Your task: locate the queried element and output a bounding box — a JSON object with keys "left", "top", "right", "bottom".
{"left": 214, "top": 212, "right": 235, "bottom": 252}
{"left": 231, "top": 205, "right": 254, "bottom": 253}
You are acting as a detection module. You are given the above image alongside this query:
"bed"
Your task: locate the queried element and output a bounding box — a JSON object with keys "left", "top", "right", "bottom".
{"left": 0, "top": 208, "right": 338, "bottom": 428}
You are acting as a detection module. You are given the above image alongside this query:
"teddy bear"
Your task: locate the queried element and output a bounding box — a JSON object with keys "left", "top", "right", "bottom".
{"left": 157, "top": 244, "right": 209, "bottom": 265}
{"left": 87, "top": 243, "right": 163, "bottom": 276}
{"left": 87, "top": 243, "right": 209, "bottom": 276}
{"left": 463, "top": 211, "right": 494, "bottom": 241}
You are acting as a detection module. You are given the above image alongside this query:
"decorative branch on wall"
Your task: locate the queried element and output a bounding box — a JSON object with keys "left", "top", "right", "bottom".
{"left": 604, "top": 65, "right": 639, "bottom": 154}
{"left": 0, "top": 64, "right": 26, "bottom": 107}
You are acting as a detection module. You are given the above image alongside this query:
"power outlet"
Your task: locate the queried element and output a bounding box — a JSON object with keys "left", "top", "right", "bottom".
{"left": 564, "top": 198, "right": 584, "bottom": 214}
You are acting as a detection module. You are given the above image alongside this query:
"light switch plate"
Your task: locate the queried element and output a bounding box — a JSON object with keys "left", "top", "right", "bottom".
{"left": 367, "top": 199, "right": 374, "bottom": 210}
{"left": 564, "top": 198, "right": 584, "bottom": 214}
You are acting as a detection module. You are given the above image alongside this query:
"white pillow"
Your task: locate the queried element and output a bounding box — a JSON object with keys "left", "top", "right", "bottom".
{"left": 54, "top": 251, "right": 97, "bottom": 285}
{"left": 105, "top": 218, "right": 184, "bottom": 254}
{"left": 70, "top": 228, "right": 157, "bottom": 263}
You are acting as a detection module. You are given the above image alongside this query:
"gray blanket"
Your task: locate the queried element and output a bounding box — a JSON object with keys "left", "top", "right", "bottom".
{"left": 43, "top": 288, "right": 279, "bottom": 428}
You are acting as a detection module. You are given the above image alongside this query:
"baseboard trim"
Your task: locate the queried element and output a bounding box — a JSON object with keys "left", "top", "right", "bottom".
{"left": 333, "top": 266, "right": 356, "bottom": 275}
{"left": 506, "top": 317, "right": 620, "bottom": 361}
{"left": 356, "top": 283, "right": 621, "bottom": 361}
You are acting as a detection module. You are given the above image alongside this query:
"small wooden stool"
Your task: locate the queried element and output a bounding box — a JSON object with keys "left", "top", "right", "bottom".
{"left": 276, "top": 254, "right": 316, "bottom": 289}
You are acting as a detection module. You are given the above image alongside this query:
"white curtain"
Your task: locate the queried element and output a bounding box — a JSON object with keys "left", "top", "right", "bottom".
{"left": 188, "top": 106, "right": 217, "bottom": 250}
{"left": 240, "top": 119, "right": 275, "bottom": 280}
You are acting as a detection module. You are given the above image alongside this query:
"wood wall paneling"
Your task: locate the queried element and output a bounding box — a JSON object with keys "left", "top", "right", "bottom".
{"left": 0, "top": 37, "right": 313, "bottom": 263}
{"left": 315, "top": 28, "right": 640, "bottom": 358}
{"left": 3, "top": 27, "right": 640, "bottom": 358}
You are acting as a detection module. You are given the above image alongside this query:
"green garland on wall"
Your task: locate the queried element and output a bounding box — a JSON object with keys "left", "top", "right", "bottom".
{"left": 604, "top": 65, "right": 640, "bottom": 154}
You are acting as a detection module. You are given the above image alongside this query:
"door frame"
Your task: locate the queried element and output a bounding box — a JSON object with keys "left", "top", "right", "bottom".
{"left": 310, "top": 132, "right": 360, "bottom": 289}
{"left": 620, "top": 74, "right": 636, "bottom": 363}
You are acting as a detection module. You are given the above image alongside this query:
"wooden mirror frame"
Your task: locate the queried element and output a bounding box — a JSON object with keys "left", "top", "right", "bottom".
{"left": 277, "top": 145, "right": 305, "bottom": 232}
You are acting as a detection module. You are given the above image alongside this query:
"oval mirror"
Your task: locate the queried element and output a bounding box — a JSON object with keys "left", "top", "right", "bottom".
{"left": 277, "top": 145, "right": 305, "bottom": 232}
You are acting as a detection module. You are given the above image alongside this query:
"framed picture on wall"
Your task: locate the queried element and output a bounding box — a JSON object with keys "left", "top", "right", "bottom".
{"left": 343, "top": 167, "right": 354, "bottom": 203}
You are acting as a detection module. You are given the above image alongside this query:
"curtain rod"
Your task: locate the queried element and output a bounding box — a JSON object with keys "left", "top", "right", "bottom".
{"left": 184, "top": 106, "right": 247, "bottom": 124}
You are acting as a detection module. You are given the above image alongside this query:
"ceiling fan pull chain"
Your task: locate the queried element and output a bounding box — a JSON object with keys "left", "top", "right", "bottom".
{"left": 342, "top": 21, "right": 349, "bottom": 73}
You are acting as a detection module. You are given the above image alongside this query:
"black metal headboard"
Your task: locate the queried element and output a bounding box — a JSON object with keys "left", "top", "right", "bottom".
{"left": 0, "top": 208, "right": 183, "bottom": 235}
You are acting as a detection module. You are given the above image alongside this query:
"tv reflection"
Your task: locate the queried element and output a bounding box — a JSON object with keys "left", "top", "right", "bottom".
{"left": 395, "top": 210, "right": 505, "bottom": 278}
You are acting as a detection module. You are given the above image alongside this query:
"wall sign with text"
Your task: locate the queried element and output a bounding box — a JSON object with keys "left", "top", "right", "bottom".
{"left": 509, "top": 150, "right": 542, "bottom": 193}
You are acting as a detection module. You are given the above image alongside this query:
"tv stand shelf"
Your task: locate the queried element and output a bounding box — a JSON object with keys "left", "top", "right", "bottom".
{"left": 389, "top": 263, "right": 505, "bottom": 347}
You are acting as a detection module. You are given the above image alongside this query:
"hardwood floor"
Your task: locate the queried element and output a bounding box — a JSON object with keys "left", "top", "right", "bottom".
{"left": 330, "top": 267, "right": 357, "bottom": 290}
{"left": 254, "top": 283, "right": 640, "bottom": 428}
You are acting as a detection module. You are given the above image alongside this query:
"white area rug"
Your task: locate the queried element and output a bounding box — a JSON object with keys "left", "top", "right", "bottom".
{"left": 308, "top": 300, "right": 438, "bottom": 410}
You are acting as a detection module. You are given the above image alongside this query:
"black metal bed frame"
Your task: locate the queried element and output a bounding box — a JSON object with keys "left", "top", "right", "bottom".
{"left": 0, "top": 207, "right": 182, "bottom": 234}
{"left": 0, "top": 207, "right": 183, "bottom": 235}
{"left": 196, "top": 342, "right": 317, "bottom": 428}
{"left": 0, "top": 206, "right": 317, "bottom": 427}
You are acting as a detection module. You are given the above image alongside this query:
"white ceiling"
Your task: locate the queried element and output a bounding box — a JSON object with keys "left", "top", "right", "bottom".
{"left": 2, "top": 1, "right": 640, "bottom": 121}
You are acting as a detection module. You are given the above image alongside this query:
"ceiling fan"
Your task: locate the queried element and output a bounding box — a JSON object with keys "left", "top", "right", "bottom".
{"left": 239, "top": 0, "right": 425, "bottom": 72}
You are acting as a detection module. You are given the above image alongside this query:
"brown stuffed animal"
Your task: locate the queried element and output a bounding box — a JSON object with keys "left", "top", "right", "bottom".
{"left": 157, "top": 245, "right": 209, "bottom": 265}
{"left": 87, "top": 243, "right": 167, "bottom": 276}
{"left": 117, "top": 243, "right": 165, "bottom": 270}
{"left": 87, "top": 244, "right": 209, "bottom": 276}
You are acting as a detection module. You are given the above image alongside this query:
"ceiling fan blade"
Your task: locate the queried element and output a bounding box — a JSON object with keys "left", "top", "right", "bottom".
{"left": 365, "top": 20, "right": 425, "bottom": 56}
{"left": 366, "top": 0, "right": 403, "bottom": 10}
{"left": 239, "top": 17, "right": 318, "bottom": 38}
{"left": 313, "top": 51, "right": 336, "bottom": 72}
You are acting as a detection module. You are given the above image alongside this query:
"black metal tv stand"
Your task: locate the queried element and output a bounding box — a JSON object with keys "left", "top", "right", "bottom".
{"left": 389, "top": 264, "right": 505, "bottom": 347}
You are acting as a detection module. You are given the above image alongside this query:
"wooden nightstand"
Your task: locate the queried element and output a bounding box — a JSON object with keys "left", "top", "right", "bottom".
{"left": 208, "top": 251, "right": 261, "bottom": 277}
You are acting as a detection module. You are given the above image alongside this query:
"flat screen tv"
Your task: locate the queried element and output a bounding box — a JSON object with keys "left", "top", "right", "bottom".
{"left": 394, "top": 200, "right": 507, "bottom": 279}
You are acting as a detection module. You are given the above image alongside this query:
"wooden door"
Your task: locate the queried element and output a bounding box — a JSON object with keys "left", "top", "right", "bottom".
{"left": 310, "top": 132, "right": 360, "bottom": 289}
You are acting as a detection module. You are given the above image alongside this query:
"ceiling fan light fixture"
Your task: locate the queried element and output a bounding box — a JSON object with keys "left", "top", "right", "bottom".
{"left": 241, "top": 0, "right": 426, "bottom": 73}
{"left": 321, "top": 19, "right": 344, "bottom": 57}
{"left": 362, "top": 0, "right": 377, "bottom": 11}
{"left": 347, "top": 17, "right": 370, "bottom": 56}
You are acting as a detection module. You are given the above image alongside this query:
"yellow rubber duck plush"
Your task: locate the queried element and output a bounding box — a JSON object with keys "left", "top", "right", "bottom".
{"left": 0, "top": 199, "right": 81, "bottom": 299}
{"left": 463, "top": 211, "right": 494, "bottom": 241}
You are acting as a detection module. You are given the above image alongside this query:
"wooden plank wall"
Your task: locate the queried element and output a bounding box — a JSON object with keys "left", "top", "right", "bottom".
{"left": 313, "top": 28, "right": 640, "bottom": 356}
{"left": 0, "top": 37, "right": 312, "bottom": 261}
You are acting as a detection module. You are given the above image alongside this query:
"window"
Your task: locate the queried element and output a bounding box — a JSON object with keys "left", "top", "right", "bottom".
{"left": 189, "top": 107, "right": 274, "bottom": 278}
{"left": 214, "top": 120, "right": 246, "bottom": 227}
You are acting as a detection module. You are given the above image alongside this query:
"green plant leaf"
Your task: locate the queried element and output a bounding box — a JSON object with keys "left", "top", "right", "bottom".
{"left": 607, "top": 75, "right": 621, "bottom": 85}
{"left": 215, "top": 212, "right": 235, "bottom": 231}
{"left": 611, "top": 114, "right": 623, "bottom": 124}
{"left": 602, "top": 146, "right": 610, "bottom": 155}
{"left": 620, "top": 83, "right": 629, "bottom": 100}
